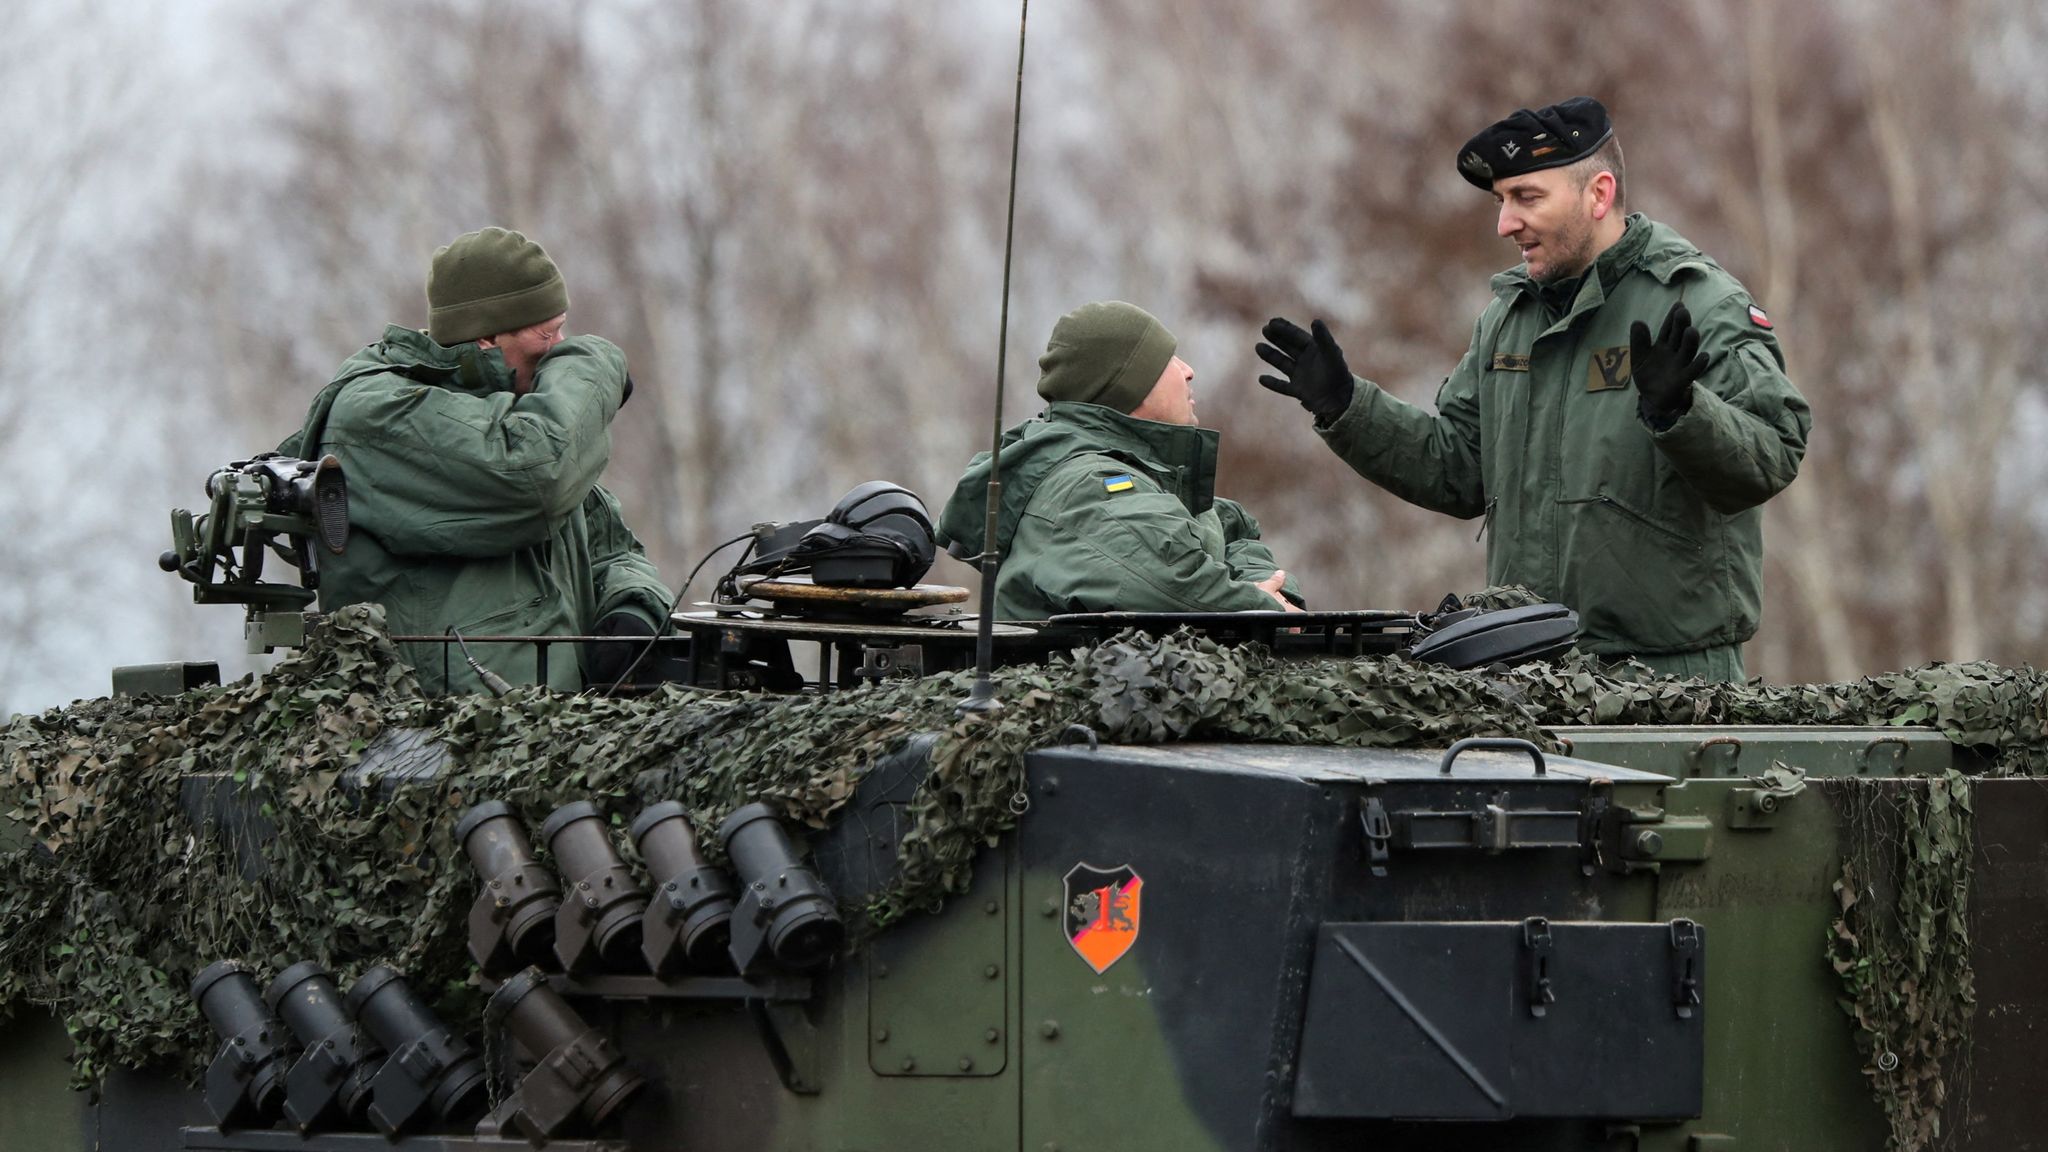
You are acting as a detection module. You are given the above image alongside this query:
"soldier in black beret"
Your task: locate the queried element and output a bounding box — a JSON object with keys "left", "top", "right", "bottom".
{"left": 1257, "top": 97, "right": 1812, "bottom": 681}
{"left": 1454, "top": 95, "right": 1614, "bottom": 193}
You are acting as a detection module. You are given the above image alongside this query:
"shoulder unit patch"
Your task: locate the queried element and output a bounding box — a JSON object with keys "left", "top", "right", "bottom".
{"left": 1748, "top": 304, "right": 1773, "bottom": 329}
{"left": 1102, "top": 474, "right": 1135, "bottom": 493}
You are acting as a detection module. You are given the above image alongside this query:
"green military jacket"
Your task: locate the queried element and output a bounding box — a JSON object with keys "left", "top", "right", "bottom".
{"left": 1319, "top": 216, "right": 1810, "bottom": 660}
{"left": 935, "top": 403, "right": 1298, "bottom": 620}
{"left": 280, "top": 325, "right": 671, "bottom": 694}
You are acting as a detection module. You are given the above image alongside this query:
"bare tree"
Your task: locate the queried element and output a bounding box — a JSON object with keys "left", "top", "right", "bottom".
{"left": 0, "top": 1, "right": 167, "bottom": 712}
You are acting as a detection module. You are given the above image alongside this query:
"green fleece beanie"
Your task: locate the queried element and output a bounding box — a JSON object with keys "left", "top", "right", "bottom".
{"left": 426, "top": 227, "right": 570, "bottom": 345}
{"left": 1035, "top": 301, "right": 1177, "bottom": 414}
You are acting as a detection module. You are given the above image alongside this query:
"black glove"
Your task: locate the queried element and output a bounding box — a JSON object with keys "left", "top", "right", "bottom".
{"left": 1256, "top": 317, "right": 1355, "bottom": 421}
{"left": 618, "top": 374, "right": 635, "bottom": 409}
{"left": 1630, "top": 301, "right": 1709, "bottom": 431}
{"left": 584, "top": 611, "right": 657, "bottom": 687}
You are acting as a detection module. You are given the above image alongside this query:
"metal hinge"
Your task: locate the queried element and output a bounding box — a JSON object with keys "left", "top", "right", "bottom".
{"left": 1588, "top": 795, "right": 1669, "bottom": 875}
{"left": 1669, "top": 918, "right": 1703, "bottom": 1019}
{"left": 1580, "top": 792, "right": 1610, "bottom": 876}
{"left": 1522, "top": 917, "right": 1557, "bottom": 1018}
{"left": 1728, "top": 763, "right": 1808, "bottom": 829}
{"left": 1360, "top": 797, "right": 1392, "bottom": 879}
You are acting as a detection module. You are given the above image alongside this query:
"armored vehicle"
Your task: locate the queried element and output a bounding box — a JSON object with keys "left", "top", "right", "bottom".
{"left": 3, "top": 14, "right": 2023, "bottom": 1123}
{"left": 0, "top": 486, "right": 2033, "bottom": 1152}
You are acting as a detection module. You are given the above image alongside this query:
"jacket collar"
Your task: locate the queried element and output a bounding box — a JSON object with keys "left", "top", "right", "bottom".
{"left": 933, "top": 401, "right": 1222, "bottom": 562}
{"left": 1489, "top": 212, "right": 1662, "bottom": 301}
{"left": 1040, "top": 402, "right": 1220, "bottom": 511}
{"left": 1487, "top": 215, "right": 1695, "bottom": 335}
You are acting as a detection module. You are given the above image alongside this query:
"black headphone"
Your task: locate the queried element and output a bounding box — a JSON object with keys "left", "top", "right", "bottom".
{"left": 735, "top": 482, "right": 937, "bottom": 589}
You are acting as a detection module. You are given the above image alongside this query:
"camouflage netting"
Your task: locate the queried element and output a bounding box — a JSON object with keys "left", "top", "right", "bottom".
{"left": 0, "top": 603, "right": 2034, "bottom": 1093}
{"left": 1828, "top": 772, "right": 1975, "bottom": 1152}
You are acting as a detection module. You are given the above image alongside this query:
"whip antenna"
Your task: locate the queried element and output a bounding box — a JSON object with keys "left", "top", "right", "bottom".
{"left": 958, "top": 0, "right": 1030, "bottom": 717}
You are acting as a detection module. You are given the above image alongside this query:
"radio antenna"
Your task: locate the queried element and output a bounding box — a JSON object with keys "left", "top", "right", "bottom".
{"left": 957, "top": 0, "right": 1030, "bottom": 717}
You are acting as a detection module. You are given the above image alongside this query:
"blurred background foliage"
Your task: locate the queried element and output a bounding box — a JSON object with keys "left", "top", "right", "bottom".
{"left": 7, "top": 0, "right": 2047, "bottom": 711}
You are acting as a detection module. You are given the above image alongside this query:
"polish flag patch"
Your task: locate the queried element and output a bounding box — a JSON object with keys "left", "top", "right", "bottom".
{"left": 1748, "top": 304, "right": 1773, "bottom": 329}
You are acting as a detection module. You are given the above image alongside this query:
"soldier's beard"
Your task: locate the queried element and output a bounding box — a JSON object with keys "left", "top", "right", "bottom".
{"left": 1533, "top": 216, "right": 1598, "bottom": 284}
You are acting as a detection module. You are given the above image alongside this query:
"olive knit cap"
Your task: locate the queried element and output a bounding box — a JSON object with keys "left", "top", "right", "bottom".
{"left": 1036, "top": 301, "right": 1177, "bottom": 414}
{"left": 426, "top": 227, "right": 570, "bottom": 346}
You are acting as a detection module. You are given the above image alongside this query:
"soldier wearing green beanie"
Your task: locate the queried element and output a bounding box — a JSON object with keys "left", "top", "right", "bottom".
{"left": 935, "top": 301, "right": 1303, "bottom": 619}
{"left": 427, "top": 226, "right": 570, "bottom": 346}
{"left": 278, "top": 227, "right": 671, "bottom": 694}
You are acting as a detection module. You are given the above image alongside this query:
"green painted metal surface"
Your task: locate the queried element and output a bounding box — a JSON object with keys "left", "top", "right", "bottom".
{"left": 0, "top": 1012, "right": 86, "bottom": 1152}
{"left": 866, "top": 844, "right": 1009, "bottom": 1079}
{"left": 1557, "top": 725, "right": 1952, "bottom": 779}
{"left": 1640, "top": 776, "right": 1888, "bottom": 1151}
{"left": 108, "top": 661, "right": 221, "bottom": 698}
{"left": 9, "top": 729, "right": 2041, "bottom": 1150}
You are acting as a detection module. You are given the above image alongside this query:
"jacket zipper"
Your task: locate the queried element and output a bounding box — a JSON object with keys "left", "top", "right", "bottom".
{"left": 1562, "top": 494, "right": 1702, "bottom": 552}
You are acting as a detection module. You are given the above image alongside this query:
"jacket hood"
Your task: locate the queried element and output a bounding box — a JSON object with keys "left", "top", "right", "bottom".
{"left": 278, "top": 325, "right": 517, "bottom": 459}
{"left": 935, "top": 402, "right": 1220, "bottom": 560}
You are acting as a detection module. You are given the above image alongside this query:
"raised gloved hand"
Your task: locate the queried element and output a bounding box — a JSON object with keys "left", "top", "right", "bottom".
{"left": 584, "top": 611, "right": 657, "bottom": 688}
{"left": 1257, "top": 317, "right": 1356, "bottom": 421}
{"left": 1630, "top": 301, "right": 1709, "bottom": 431}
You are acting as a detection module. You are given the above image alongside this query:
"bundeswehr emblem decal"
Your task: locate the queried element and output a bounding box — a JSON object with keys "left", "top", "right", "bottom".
{"left": 1064, "top": 863, "right": 1142, "bottom": 974}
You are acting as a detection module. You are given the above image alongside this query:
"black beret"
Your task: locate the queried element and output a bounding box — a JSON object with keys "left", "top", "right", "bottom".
{"left": 1455, "top": 96, "right": 1614, "bottom": 190}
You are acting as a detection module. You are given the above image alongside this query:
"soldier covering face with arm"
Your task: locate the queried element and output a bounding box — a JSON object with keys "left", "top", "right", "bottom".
{"left": 277, "top": 227, "right": 672, "bottom": 694}
{"left": 934, "top": 301, "right": 1304, "bottom": 620}
{"left": 1258, "top": 97, "right": 1810, "bottom": 681}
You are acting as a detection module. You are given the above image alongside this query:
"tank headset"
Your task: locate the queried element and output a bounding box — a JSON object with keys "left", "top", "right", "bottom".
{"left": 595, "top": 0, "right": 1036, "bottom": 698}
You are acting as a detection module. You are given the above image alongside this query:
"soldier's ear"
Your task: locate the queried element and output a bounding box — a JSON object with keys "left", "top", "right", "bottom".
{"left": 1589, "top": 170, "right": 1618, "bottom": 220}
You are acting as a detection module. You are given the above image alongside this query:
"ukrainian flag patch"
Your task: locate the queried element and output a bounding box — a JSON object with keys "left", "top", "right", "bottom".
{"left": 1103, "top": 474, "right": 1135, "bottom": 493}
